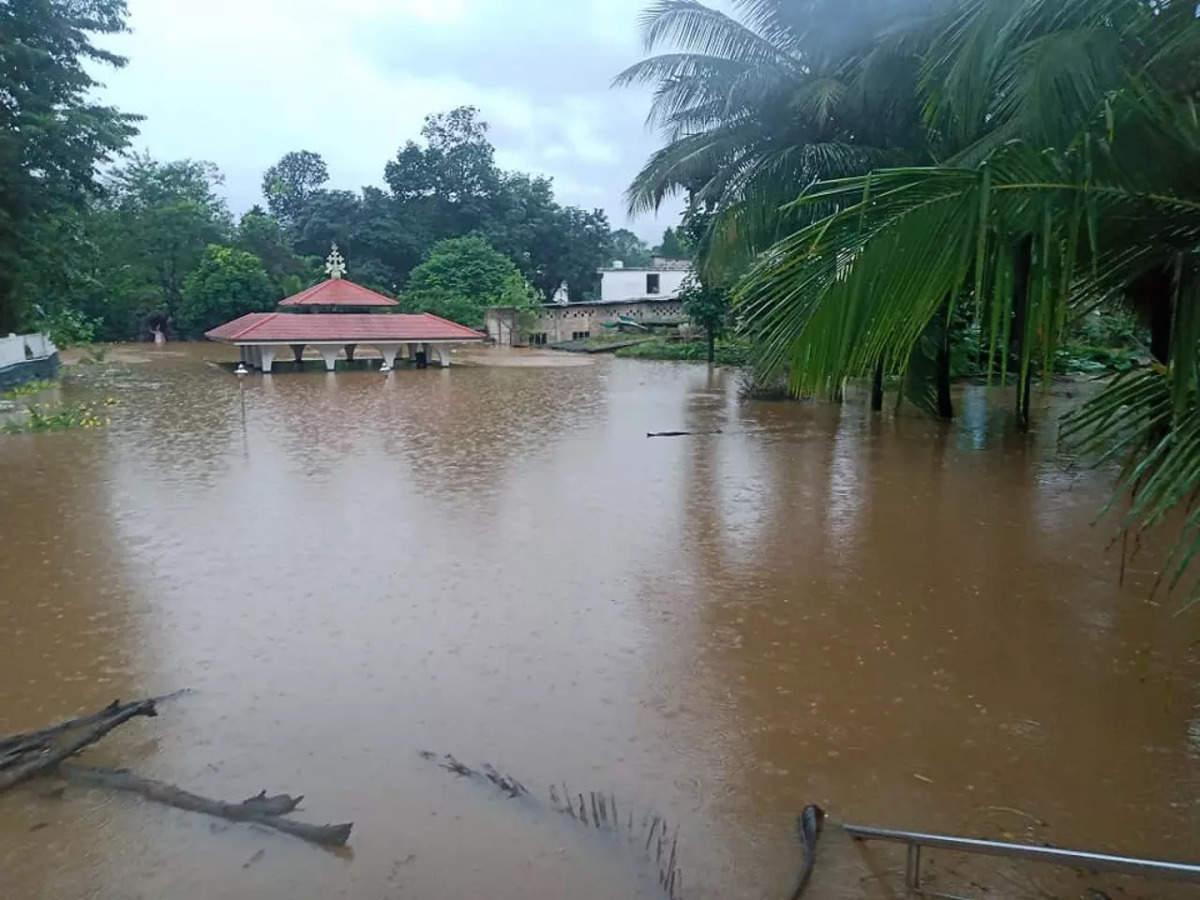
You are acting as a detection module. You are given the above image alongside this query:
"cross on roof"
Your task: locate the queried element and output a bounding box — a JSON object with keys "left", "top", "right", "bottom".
{"left": 325, "top": 243, "right": 347, "bottom": 279}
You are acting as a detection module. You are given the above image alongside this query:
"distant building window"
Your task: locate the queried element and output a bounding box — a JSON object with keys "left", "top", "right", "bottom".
{"left": 529, "top": 332, "right": 548, "bottom": 346}
{"left": 646, "top": 273, "right": 661, "bottom": 294}
{"left": 572, "top": 331, "right": 591, "bottom": 341}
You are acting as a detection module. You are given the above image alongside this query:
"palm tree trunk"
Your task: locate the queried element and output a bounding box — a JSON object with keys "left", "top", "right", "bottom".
{"left": 871, "top": 361, "right": 884, "bottom": 411}
{"left": 707, "top": 327, "right": 715, "bottom": 364}
{"left": 936, "top": 332, "right": 953, "bottom": 420}
{"left": 1134, "top": 266, "right": 1175, "bottom": 365}
{"left": 1011, "top": 236, "right": 1034, "bottom": 429}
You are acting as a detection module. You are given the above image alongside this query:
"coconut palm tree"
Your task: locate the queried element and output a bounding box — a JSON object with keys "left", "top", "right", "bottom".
{"left": 616, "top": 0, "right": 937, "bottom": 274}
{"left": 736, "top": 0, "right": 1200, "bottom": 598}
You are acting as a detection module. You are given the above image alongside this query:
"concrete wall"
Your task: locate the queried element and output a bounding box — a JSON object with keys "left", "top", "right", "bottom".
{"left": 487, "top": 300, "right": 687, "bottom": 346}
{"left": 0, "top": 333, "right": 60, "bottom": 391}
{"left": 485, "top": 308, "right": 520, "bottom": 346}
{"left": 487, "top": 299, "right": 688, "bottom": 346}
{"left": 599, "top": 268, "right": 690, "bottom": 302}
{"left": 527, "top": 300, "right": 685, "bottom": 344}
{"left": 0, "top": 333, "right": 56, "bottom": 369}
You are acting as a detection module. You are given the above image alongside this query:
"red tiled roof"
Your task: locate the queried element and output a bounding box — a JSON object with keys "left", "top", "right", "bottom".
{"left": 278, "top": 278, "right": 398, "bottom": 307}
{"left": 205, "top": 313, "right": 484, "bottom": 343}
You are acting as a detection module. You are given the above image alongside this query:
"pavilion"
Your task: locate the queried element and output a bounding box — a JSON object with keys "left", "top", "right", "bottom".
{"left": 205, "top": 244, "right": 484, "bottom": 372}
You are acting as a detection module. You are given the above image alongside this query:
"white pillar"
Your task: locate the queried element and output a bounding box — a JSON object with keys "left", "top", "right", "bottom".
{"left": 434, "top": 344, "right": 452, "bottom": 367}
{"left": 400, "top": 344, "right": 412, "bottom": 360}
{"left": 317, "top": 346, "right": 340, "bottom": 371}
{"left": 374, "top": 344, "right": 400, "bottom": 371}
{"left": 260, "top": 345, "right": 278, "bottom": 373}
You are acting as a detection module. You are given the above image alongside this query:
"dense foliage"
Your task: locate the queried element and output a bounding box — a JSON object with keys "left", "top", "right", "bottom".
{"left": 177, "top": 245, "right": 276, "bottom": 337}
{"left": 403, "top": 236, "right": 527, "bottom": 327}
{"left": 0, "top": 0, "right": 139, "bottom": 332}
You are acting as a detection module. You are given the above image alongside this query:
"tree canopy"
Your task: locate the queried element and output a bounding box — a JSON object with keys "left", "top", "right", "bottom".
{"left": 403, "top": 236, "right": 523, "bottom": 327}
{"left": 178, "top": 245, "right": 277, "bottom": 337}
{"left": 0, "top": 0, "right": 139, "bottom": 331}
{"left": 262, "top": 151, "right": 329, "bottom": 227}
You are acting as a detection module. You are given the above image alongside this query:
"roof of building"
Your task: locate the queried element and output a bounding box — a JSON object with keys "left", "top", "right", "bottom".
{"left": 554, "top": 297, "right": 681, "bottom": 312}
{"left": 489, "top": 295, "right": 684, "bottom": 313}
{"left": 597, "top": 258, "right": 692, "bottom": 273}
{"left": 277, "top": 278, "right": 399, "bottom": 307}
{"left": 206, "top": 313, "right": 484, "bottom": 343}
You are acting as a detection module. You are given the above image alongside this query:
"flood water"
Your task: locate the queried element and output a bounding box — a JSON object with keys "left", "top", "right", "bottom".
{"left": 0, "top": 344, "right": 1196, "bottom": 899}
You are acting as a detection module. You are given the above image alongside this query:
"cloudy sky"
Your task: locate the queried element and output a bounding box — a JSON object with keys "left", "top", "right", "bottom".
{"left": 92, "top": 0, "right": 687, "bottom": 242}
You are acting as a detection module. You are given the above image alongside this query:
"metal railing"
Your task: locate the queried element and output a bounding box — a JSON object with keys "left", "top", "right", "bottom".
{"left": 844, "top": 823, "right": 1200, "bottom": 899}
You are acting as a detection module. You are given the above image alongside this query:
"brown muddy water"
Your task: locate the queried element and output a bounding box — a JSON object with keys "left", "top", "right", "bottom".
{"left": 0, "top": 344, "right": 1196, "bottom": 900}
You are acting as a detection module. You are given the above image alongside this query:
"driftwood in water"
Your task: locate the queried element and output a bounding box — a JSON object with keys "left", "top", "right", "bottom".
{"left": 0, "top": 694, "right": 352, "bottom": 849}
{"left": 0, "top": 691, "right": 188, "bottom": 757}
{"left": 0, "top": 698, "right": 161, "bottom": 792}
{"left": 646, "top": 430, "right": 723, "bottom": 438}
{"left": 59, "top": 765, "right": 352, "bottom": 847}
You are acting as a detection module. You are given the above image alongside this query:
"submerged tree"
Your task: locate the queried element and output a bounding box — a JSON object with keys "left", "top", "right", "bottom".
{"left": 679, "top": 276, "right": 729, "bottom": 364}
{"left": 735, "top": 0, "right": 1200, "bottom": 597}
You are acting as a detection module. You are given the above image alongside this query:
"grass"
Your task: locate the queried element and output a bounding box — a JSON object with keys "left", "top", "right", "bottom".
{"left": 2, "top": 397, "right": 118, "bottom": 434}
{"left": 1, "top": 379, "right": 57, "bottom": 401}
{"left": 615, "top": 338, "right": 750, "bottom": 366}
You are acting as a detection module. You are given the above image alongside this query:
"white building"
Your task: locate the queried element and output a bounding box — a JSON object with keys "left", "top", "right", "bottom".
{"left": 598, "top": 257, "right": 692, "bottom": 303}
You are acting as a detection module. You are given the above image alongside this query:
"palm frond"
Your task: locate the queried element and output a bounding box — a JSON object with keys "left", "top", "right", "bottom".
{"left": 1062, "top": 364, "right": 1200, "bottom": 604}
{"left": 637, "top": 0, "right": 790, "bottom": 66}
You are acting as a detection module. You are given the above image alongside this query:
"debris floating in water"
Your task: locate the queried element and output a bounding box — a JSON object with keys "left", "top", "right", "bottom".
{"left": 0, "top": 694, "right": 353, "bottom": 847}
{"left": 421, "top": 749, "right": 684, "bottom": 898}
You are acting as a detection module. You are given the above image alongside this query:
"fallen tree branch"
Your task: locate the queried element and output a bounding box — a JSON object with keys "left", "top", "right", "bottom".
{"left": 59, "top": 764, "right": 352, "bottom": 847}
{"left": 0, "top": 691, "right": 188, "bottom": 756}
{"left": 0, "top": 699, "right": 160, "bottom": 792}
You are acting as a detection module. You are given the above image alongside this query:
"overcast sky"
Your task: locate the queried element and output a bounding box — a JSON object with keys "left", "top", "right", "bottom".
{"left": 92, "top": 0, "right": 687, "bottom": 242}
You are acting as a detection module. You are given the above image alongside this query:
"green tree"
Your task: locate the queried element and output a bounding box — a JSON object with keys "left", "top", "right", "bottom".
{"left": 538, "top": 206, "right": 613, "bottom": 302}
{"left": 236, "top": 206, "right": 309, "bottom": 289}
{"left": 262, "top": 150, "right": 329, "bottom": 227}
{"left": 654, "top": 227, "right": 689, "bottom": 259}
{"left": 177, "top": 245, "right": 277, "bottom": 336}
{"left": 290, "top": 189, "right": 362, "bottom": 260}
{"left": 404, "top": 236, "right": 522, "bottom": 326}
{"left": 610, "top": 229, "right": 652, "bottom": 267}
{"left": 616, "top": 0, "right": 929, "bottom": 276}
{"left": 0, "top": 0, "right": 139, "bottom": 331}
{"left": 99, "top": 155, "right": 232, "bottom": 329}
{"left": 383, "top": 109, "right": 617, "bottom": 300}
{"left": 385, "top": 106, "right": 502, "bottom": 240}
{"left": 679, "top": 276, "right": 729, "bottom": 364}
